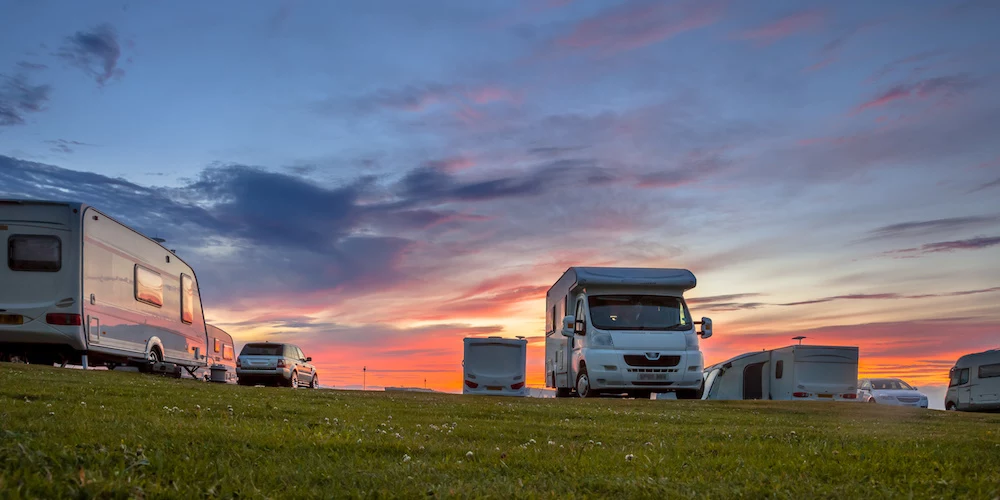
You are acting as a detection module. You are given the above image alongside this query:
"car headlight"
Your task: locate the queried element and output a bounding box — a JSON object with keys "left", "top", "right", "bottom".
{"left": 590, "top": 332, "right": 614, "bottom": 347}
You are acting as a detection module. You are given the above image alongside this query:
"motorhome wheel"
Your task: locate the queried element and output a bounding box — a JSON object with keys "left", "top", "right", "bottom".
{"left": 576, "top": 367, "right": 596, "bottom": 398}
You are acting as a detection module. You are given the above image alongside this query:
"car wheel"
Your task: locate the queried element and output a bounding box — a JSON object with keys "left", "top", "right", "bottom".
{"left": 288, "top": 371, "right": 299, "bottom": 388}
{"left": 576, "top": 367, "right": 596, "bottom": 398}
{"left": 869, "top": 398, "right": 877, "bottom": 403}
{"left": 310, "top": 373, "right": 319, "bottom": 389}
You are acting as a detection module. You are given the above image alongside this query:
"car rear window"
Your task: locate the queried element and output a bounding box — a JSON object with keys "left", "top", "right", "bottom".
{"left": 240, "top": 344, "right": 283, "bottom": 356}
{"left": 8, "top": 235, "right": 61, "bottom": 272}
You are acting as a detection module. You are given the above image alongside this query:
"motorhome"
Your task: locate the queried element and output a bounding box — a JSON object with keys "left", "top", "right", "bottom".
{"left": 544, "top": 267, "right": 712, "bottom": 399}
{"left": 945, "top": 349, "right": 1000, "bottom": 412}
{"left": 463, "top": 336, "right": 528, "bottom": 397}
{"left": 0, "top": 199, "right": 209, "bottom": 375}
{"left": 702, "top": 345, "right": 859, "bottom": 401}
{"left": 203, "top": 324, "right": 237, "bottom": 383}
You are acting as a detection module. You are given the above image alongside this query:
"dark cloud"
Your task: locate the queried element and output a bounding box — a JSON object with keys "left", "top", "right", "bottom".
{"left": 855, "top": 74, "right": 976, "bottom": 113}
{"left": 969, "top": 177, "right": 1000, "bottom": 193}
{"left": 687, "top": 293, "right": 763, "bottom": 305}
{"left": 0, "top": 74, "right": 51, "bottom": 126}
{"left": 56, "top": 24, "right": 125, "bottom": 85}
{"left": 779, "top": 287, "right": 1000, "bottom": 306}
{"left": 16, "top": 61, "right": 48, "bottom": 71}
{"left": 45, "top": 139, "right": 96, "bottom": 154}
{"left": 884, "top": 236, "right": 1000, "bottom": 257}
{"left": 862, "top": 215, "right": 999, "bottom": 241}
{"left": 527, "top": 146, "right": 588, "bottom": 157}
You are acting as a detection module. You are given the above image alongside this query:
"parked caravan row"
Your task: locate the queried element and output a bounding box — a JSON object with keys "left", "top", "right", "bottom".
{"left": 0, "top": 199, "right": 319, "bottom": 387}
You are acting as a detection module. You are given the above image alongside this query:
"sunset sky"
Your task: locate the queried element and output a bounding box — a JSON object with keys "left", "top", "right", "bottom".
{"left": 1, "top": 0, "right": 998, "bottom": 406}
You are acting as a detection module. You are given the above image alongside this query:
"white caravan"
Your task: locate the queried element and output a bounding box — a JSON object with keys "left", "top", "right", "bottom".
{"left": 702, "top": 345, "right": 859, "bottom": 401}
{"left": 945, "top": 349, "right": 1000, "bottom": 412}
{"left": 203, "top": 325, "right": 237, "bottom": 383}
{"left": 544, "top": 267, "right": 712, "bottom": 399}
{"left": 0, "top": 199, "right": 209, "bottom": 374}
{"left": 463, "top": 336, "right": 528, "bottom": 397}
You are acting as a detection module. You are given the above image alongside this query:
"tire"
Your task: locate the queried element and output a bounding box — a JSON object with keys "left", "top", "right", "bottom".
{"left": 576, "top": 367, "right": 597, "bottom": 398}
{"left": 869, "top": 399, "right": 878, "bottom": 404}
{"left": 310, "top": 373, "right": 319, "bottom": 389}
{"left": 287, "top": 371, "right": 299, "bottom": 388}
{"left": 555, "top": 388, "right": 572, "bottom": 398}
{"left": 946, "top": 401, "right": 957, "bottom": 411}
{"left": 140, "top": 348, "right": 162, "bottom": 373}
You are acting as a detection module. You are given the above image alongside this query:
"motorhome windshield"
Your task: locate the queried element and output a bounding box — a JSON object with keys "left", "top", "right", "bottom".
{"left": 587, "top": 295, "right": 689, "bottom": 331}
{"left": 871, "top": 378, "right": 913, "bottom": 390}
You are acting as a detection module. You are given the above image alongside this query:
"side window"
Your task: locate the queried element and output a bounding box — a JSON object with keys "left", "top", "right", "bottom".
{"left": 551, "top": 305, "right": 557, "bottom": 333}
{"left": 775, "top": 360, "right": 783, "bottom": 379}
{"left": 284, "top": 345, "right": 296, "bottom": 358}
{"left": 214, "top": 338, "right": 221, "bottom": 353}
{"left": 979, "top": 363, "right": 1000, "bottom": 379}
{"left": 8, "top": 235, "right": 61, "bottom": 272}
{"left": 861, "top": 380, "right": 871, "bottom": 391}
{"left": 959, "top": 368, "right": 970, "bottom": 385}
{"left": 950, "top": 369, "right": 961, "bottom": 387}
{"left": 134, "top": 265, "right": 163, "bottom": 307}
{"left": 181, "top": 274, "right": 195, "bottom": 323}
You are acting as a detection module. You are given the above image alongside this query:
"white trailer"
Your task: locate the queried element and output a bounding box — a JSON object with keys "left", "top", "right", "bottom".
{"left": 702, "top": 345, "right": 859, "bottom": 401}
{"left": 544, "top": 267, "right": 713, "bottom": 399}
{"left": 0, "top": 199, "right": 209, "bottom": 375}
{"left": 203, "top": 324, "right": 237, "bottom": 383}
{"left": 945, "top": 349, "right": 1000, "bottom": 412}
{"left": 463, "top": 336, "right": 528, "bottom": 397}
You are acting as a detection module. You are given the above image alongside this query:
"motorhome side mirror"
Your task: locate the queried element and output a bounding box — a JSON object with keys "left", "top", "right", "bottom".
{"left": 574, "top": 319, "right": 586, "bottom": 335}
{"left": 561, "top": 315, "right": 575, "bottom": 337}
{"left": 699, "top": 317, "right": 713, "bottom": 339}
{"left": 306, "top": 357, "right": 312, "bottom": 362}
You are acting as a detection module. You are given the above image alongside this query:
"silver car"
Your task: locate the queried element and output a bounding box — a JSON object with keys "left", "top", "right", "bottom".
{"left": 236, "top": 342, "right": 318, "bottom": 388}
{"left": 858, "top": 378, "right": 928, "bottom": 408}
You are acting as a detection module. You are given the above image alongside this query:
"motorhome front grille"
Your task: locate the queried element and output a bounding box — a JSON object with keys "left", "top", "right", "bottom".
{"left": 896, "top": 397, "right": 921, "bottom": 403}
{"left": 624, "top": 355, "right": 681, "bottom": 367}
{"left": 626, "top": 368, "right": 678, "bottom": 373}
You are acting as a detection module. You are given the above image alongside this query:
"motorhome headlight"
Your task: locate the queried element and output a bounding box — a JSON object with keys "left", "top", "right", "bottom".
{"left": 685, "top": 331, "right": 700, "bottom": 350}
{"left": 590, "top": 332, "right": 614, "bottom": 348}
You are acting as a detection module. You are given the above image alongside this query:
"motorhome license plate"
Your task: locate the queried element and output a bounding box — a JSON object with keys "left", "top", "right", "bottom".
{"left": 638, "top": 373, "right": 667, "bottom": 381}
{"left": 0, "top": 315, "right": 24, "bottom": 325}
{"left": 818, "top": 394, "right": 833, "bottom": 398}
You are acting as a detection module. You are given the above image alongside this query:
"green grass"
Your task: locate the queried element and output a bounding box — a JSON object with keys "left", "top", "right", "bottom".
{"left": 1, "top": 364, "right": 998, "bottom": 499}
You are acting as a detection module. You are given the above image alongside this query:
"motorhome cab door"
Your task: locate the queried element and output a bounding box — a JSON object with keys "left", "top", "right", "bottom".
{"left": 952, "top": 367, "right": 971, "bottom": 407}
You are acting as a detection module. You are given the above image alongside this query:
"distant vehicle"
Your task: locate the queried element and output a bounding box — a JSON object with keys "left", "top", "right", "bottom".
{"left": 203, "top": 325, "right": 236, "bottom": 383}
{"left": 0, "top": 199, "right": 209, "bottom": 375}
{"left": 858, "top": 378, "right": 928, "bottom": 408}
{"left": 236, "top": 342, "right": 318, "bottom": 388}
{"left": 945, "top": 349, "right": 1000, "bottom": 412}
{"left": 463, "top": 336, "right": 528, "bottom": 397}
{"left": 703, "top": 345, "right": 859, "bottom": 401}
{"left": 544, "top": 267, "right": 712, "bottom": 399}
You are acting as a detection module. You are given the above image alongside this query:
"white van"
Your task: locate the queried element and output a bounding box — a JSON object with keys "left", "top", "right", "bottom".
{"left": 544, "top": 267, "right": 712, "bottom": 399}
{"left": 0, "top": 199, "right": 209, "bottom": 374}
{"left": 463, "top": 336, "right": 528, "bottom": 397}
{"left": 945, "top": 349, "right": 1000, "bottom": 412}
{"left": 702, "top": 345, "right": 859, "bottom": 401}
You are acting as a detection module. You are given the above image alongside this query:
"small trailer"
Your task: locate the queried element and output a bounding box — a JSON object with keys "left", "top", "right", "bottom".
{"left": 0, "top": 199, "right": 209, "bottom": 376}
{"left": 946, "top": 349, "right": 1000, "bottom": 412}
{"left": 463, "top": 336, "right": 528, "bottom": 397}
{"left": 702, "top": 345, "right": 859, "bottom": 401}
{"left": 203, "top": 324, "right": 237, "bottom": 383}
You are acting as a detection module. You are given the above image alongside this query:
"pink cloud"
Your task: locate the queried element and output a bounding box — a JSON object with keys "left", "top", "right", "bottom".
{"left": 735, "top": 9, "right": 825, "bottom": 46}
{"left": 553, "top": 0, "right": 726, "bottom": 56}
{"left": 465, "top": 86, "right": 518, "bottom": 105}
{"left": 854, "top": 75, "right": 975, "bottom": 114}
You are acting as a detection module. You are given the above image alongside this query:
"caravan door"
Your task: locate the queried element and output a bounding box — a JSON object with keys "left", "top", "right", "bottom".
{"left": 742, "top": 362, "right": 767, "bottom": 400}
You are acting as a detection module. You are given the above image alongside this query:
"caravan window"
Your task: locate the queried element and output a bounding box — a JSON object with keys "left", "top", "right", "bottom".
{"left": 8, "top": 235, "right": 61, "bottom": 272}
{"left": 980, "top": 363, "right": 1000, "bottom": 379}
{"left": 181, "top": 274, "right": 195, "bottom": 323}
{"left": 214, "top": 338, "right": 221, "bottom": 353}
{"left": 775, "top": 360, "right": 784, "bottom": 379}
{"left": 134, "top": 265, "right": 163, "bottom": 307}
{"left": 222, "top": 344, "right": 234, "bottom": 360}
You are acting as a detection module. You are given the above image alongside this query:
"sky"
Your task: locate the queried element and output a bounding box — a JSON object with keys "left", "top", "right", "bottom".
{"left": 1, "top": 0, "right": 998, "bottom": 406}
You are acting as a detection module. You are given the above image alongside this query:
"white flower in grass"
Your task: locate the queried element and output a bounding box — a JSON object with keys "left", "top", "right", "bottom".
{"left": 625, "top": 454, "right": 634, "bottom": 462}
{"left": 48, "top": 412, "right": 55, "bottom": 416}
{"left": 548, "top": 440, "right": 556, "bottom": 446}
{"left": 466, "top": 451, "right": 474, "bottom": 459}
{"left": 80, "top": 401, "right": 86, "bottom": 406}
{"left": 644, "top": 442, "right": 653, "bottom": 447}
{"left": 402, "top": 454, "right": 411, "bottom": 463}
{"left": 529, "top": 439, "right": 536, "bottom": 444}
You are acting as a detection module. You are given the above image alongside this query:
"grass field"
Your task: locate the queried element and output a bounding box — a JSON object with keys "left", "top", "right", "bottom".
{"left": 1, "top": 364, "right": 998, "bottom": 499}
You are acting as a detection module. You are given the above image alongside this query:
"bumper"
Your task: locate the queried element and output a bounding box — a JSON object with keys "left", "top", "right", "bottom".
{"left": 0, "top": 323, "right": 86, "bottom": 350}
{"left": 236, "top": 367, "right": 292, "bottom": 384}
{"left": 584, "top": 348, "right": 703, "bottom": 391}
